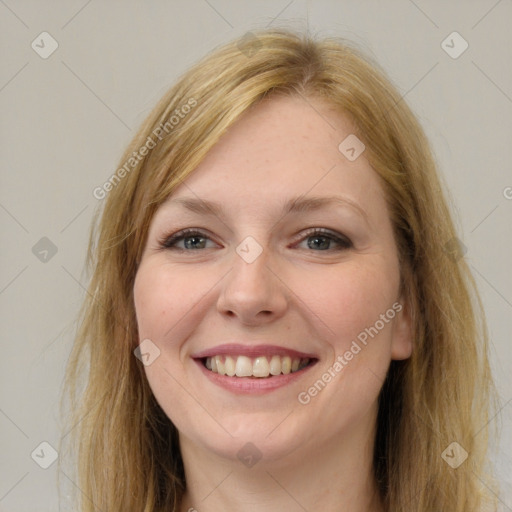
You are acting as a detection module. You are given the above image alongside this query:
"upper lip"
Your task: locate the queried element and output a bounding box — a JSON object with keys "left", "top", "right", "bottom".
{"left": 191, "top": 343, "right": 318, "bottom": 360}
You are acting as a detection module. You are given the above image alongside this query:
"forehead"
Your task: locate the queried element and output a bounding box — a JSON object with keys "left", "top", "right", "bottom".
{"left": 192, "top": 94, "right": 353, "bottom": 177}
{"left": 161, "top": 94, "right": 387, "bottom": 221}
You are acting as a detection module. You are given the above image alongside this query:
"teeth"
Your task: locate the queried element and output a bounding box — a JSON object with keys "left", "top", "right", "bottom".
{"left": 269, "top": 355, "right": 281, "bottom": 375}
{"left": 253, "top": 357, "right": 270, "bottom": 378}
{"left": 204, "top": 355, "right": 311, "bottom": 378}
{"left": 235, "top": 355, "right": 252, "bottom": 377}
{"left": 215, "top": 355, "right": 225, "bottom": 375}
{"left": 281, "top": 356, "right": 292, "bottom": 374}
{"left": 224, "top": 356, "right": 236, "bottom": 377}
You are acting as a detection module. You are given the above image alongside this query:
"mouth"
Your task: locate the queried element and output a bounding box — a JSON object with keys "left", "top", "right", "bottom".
{"left": 191, "top": 344, "right": 318, "bottom": 391}
{"left": 201, "top": 354, "right": 314, "bottom": 378}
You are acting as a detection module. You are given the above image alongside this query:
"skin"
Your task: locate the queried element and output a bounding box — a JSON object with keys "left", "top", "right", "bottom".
{"left": 133, "top": 94, "right": 413, "bottom": 512}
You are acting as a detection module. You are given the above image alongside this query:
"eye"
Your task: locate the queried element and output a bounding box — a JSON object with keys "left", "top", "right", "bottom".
{"left": 159, "top": 229, "right": 217, "bottom": 251}
{"left": 295, "top": 228, "right": 352, "bottom": 251}
{"left": 159, "top": 227, "right": 352, "bottom": 252}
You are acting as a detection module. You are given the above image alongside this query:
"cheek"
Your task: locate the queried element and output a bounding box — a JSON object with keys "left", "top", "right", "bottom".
{"left": 133, "top": 266, "right": 168, "bottom": 340}
{"left": 290, "top": 262, "right": 400, "bottom": 434}
{"left": 133, "top": 263, "right": 204, "bottom": 428}
{"left": 133, "top": 262, "right": 194, "bottom": 346}
{"left": 133, "top": 261, "right": 204, "bottom": 343}
{"left": 298, "top": 259, "right": 400, "bottom": 351}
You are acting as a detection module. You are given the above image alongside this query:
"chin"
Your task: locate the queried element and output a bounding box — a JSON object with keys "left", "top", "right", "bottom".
{"left": 188, "top": 412, "right": 309, "bottom": 466}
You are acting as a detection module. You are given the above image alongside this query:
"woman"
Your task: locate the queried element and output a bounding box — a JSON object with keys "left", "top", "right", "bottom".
{"left": 62, "top": 29, "right": 499, "bottom": 511}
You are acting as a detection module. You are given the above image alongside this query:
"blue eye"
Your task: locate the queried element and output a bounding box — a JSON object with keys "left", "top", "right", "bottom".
{"left": 160, "top": 228, "right": 352, "bottom": 252}
{"left": 161, "top": 229, "right": 214, "bottom": 250}
{"left": 297, "top": 228, "right": 352, "bottom": 251}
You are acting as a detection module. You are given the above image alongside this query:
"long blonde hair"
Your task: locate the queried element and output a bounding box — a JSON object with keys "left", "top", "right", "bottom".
{"left": 61, "top": 28, "right": 499, "bottom": 511}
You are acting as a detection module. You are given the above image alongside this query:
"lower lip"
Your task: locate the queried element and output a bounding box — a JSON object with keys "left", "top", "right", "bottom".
{"left": 193, "top": 359, "right": 317, "bottom": 395}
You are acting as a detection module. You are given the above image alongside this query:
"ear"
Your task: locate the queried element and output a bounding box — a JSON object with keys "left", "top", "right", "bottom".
{"left": 390, "top": 296, "right": 413, "bottom": 360}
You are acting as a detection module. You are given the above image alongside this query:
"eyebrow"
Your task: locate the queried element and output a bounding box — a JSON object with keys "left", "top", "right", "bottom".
{"left": 166, "top": 195, "right": 369, "bottom": 223}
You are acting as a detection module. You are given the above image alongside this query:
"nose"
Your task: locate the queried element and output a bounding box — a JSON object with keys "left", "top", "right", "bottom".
{"left": 216, "top": 244, "right": 288, "bottom": 326}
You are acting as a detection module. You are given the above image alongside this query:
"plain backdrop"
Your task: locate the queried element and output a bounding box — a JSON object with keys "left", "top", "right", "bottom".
{"left": 0, "top": 1, "right": 511, "bottom": 510}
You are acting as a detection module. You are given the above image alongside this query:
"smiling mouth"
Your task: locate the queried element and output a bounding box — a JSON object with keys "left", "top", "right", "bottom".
{"left": 201, "top": 355, "right": 315, "bottom": 378}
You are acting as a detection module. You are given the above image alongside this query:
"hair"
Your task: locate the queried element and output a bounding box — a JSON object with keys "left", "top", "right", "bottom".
{"left": 61, "top": 28, "right": 499, "bottom": 511}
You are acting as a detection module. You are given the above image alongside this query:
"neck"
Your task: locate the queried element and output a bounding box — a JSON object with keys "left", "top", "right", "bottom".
{"left": 178, "top": 408, "right": 384, "bottom": 512}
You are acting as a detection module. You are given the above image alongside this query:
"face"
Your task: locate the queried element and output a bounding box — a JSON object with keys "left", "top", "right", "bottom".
{"left": 133, "top": 94, "right": 412, "bottom": 465}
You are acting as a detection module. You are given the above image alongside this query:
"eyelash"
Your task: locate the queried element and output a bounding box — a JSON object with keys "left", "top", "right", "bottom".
{"left": 159, "top": 228, "right": 353, "bottom": 252}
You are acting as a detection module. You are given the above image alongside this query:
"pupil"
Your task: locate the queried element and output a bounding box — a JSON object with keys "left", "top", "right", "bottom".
{"left": 185, "top": 236, "right": 205, "bottom": 249}
{"left": 309, "top": 236, "right": 329, "bottom": 250}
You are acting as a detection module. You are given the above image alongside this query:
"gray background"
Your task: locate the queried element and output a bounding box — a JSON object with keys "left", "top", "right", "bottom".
{"left": 0, "top": 1, "right": 511, "bottom": 510}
